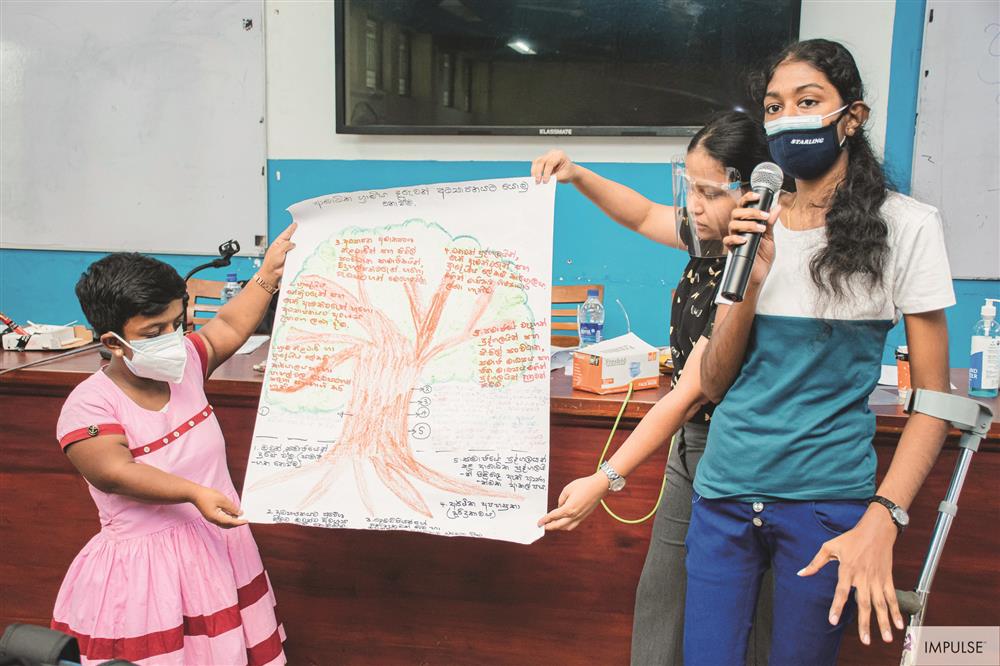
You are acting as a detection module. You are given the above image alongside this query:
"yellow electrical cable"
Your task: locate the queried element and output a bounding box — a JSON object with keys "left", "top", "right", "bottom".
{"left": 596, "top": 381, "right": 670, "bottom": 524}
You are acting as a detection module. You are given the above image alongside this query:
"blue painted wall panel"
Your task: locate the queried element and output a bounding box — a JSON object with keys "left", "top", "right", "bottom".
{"left": 4, "top": 158, "right": 993, "bottom": 367}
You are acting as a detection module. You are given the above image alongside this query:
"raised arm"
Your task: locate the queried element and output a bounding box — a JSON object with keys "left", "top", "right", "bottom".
{"left": 700, "top": 192, "right": 780, "bottom": 401}
{"left": 198, "top": 223, "right": 297, "bottom": 375}
{"left": 531, "top": 149, "right": 682, "bottom": 248}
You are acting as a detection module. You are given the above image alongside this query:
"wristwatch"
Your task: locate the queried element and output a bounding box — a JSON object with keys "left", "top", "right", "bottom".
{"left": 868, "top": 495, "right": 909, "bottom": 533}
{"left": 599, "top": 461, "right": 626, "bottom": 492}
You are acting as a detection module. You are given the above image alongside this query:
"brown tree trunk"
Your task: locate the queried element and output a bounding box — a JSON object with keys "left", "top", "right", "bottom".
{"left": 302, "top": 346, "right": 515, "bottom": 516}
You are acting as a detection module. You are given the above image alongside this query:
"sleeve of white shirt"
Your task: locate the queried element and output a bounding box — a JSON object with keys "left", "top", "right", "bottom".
{"left": 892, "top": 207, "right": 956, "bottom": 314}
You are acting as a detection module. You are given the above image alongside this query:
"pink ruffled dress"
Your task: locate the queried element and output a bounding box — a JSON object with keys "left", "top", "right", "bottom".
{"left": 52, "top": 334, "right": 285, "bottom": 665}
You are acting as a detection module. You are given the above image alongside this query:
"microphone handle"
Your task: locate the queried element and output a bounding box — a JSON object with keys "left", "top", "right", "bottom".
{"left": 720, "top": 186, "right": 776, "bottom": 302}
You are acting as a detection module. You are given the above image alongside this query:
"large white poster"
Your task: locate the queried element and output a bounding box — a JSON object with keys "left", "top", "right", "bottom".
{"left": 241, "top": 178, "right": 554, "bottom": 544}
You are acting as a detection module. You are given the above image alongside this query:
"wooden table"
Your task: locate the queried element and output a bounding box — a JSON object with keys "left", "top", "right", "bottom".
{"left": 2, "top": 348, "right": 997, "bottom": 665}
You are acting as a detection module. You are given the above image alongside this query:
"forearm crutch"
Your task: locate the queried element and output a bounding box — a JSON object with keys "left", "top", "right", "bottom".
{"left": 895, "top": 389, "right": 994, "bottom": 665}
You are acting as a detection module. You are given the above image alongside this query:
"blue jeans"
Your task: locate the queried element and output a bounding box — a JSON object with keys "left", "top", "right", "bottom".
{"left": 683, "top": 495, "right": 867, "bottom": 666}
{"left": 631, "top": 423, "right": 772, "bottom": 666}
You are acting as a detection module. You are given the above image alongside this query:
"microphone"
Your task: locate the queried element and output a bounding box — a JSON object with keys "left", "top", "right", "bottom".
{"left": 720, "top": 162, "right": 784, "bottom": 302}
{"left": 217, "top": 239, "right": 240, "bottom": 263}
{"left": 180, "top": 239, "right": 243, "bottom": 331}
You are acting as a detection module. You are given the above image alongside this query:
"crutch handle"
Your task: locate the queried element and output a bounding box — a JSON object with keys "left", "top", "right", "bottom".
{"left": 894, "top": 390, "right": 992, "bottom": 633}
{"left": 895, "top": 590, "right": 922, "bottom": 616}
{"left": 906, "top": 389, "right": 994, "bottom": 438}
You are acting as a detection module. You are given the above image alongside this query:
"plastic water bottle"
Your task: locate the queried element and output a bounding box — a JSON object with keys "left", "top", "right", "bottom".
{"left": 578, "top": 289, "right": 605, "bottom": 347}
{"left": 969, "top": 298, "right": 1000, "bottom": 398}
{"left": 220, "top": 272, "right": 241, "bottom": 305}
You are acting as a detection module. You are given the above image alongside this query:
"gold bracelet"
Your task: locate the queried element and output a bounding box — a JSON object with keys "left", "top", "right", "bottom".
{"left": 253, "top": 273, "right": 279, "bottom": 295}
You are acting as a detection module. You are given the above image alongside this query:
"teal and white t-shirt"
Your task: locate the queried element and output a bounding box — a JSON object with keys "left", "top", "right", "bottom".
{"left": 695, "top": 192, "right": 956, "bottom": 501}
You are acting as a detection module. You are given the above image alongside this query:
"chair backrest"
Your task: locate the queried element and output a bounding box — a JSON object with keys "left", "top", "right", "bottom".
{"left": 551, "top": 284, "right": 604, "bottom": 347}
{"left": 186, "top": 278, "right": 225, "bottom": 331}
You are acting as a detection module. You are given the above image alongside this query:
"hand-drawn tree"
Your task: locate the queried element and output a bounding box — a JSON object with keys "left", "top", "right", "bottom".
{"left": 253, "top": 219, "right": 540, "bottom": 517}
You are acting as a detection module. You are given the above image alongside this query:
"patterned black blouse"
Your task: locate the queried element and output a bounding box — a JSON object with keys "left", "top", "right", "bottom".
{"left": 669, "top": 256, "right": 725, "bottom": 425}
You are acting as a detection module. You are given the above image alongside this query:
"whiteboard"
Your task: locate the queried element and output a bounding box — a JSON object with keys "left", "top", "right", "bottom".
{"left": 0, "top": 0, "right": 266, "bottom": 255}
{"left": 911, "top": 0, "right": 1000, "bottom": 279}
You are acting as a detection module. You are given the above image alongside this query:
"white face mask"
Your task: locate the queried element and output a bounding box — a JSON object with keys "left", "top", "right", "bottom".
{"left": 111, "top": 329, "right": 188, "bottom": 384}
{"left": 764, "top": 104, "right": 848, "bottom": 136}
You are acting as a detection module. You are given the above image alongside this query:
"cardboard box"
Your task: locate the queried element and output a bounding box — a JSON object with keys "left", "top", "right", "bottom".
{"left": 572, "top": 332, "right": 660, "bottom": 395}
{"left": 2, "top": 324, "right": 93, "bottom": 351}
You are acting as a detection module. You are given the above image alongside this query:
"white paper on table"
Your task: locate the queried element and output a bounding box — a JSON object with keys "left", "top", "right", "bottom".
{"left": 879, "top": 364, "right": 956, "bottom": 390}
{"left": 868, "top": 388, "right": 901, "bottom": 406}
{"left": 235, "top": 335, "right": 269, "bottom": 355}
{"left": 878, "top": 364, "right": 898, "bottom": 386}
{"left": 241, "top": 178, "right": 555, "bottom": 544}
{"left": 551, "top": 345, "right": 577, "bottom": 372}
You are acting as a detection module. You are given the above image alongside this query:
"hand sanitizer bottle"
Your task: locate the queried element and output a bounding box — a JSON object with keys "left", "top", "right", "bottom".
{"left": 969, "top": 298, "right": 1000, "bottom": 398}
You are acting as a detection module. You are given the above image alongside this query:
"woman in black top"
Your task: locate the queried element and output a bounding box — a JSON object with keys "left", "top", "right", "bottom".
{"left": 534, "top": 112, "right": 772, "bottom": 665}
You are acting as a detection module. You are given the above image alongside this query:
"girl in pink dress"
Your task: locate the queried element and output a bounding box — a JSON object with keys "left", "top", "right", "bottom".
{"left": 52, "top": 224, "right": 296, "bottom": 665}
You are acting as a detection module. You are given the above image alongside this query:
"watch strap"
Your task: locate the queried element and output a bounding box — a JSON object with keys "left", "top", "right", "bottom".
{"left": 868, "top": 495, "right": 905, "bottom": 532}
{"left": 599, "top": 461, "right": 623, "bottom": 489}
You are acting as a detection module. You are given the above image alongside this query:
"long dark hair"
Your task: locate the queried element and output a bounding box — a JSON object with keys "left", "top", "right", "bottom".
{"left": 750, "top": 39, "right": 890, "bottom": 300}
{"left": 688, "top": 111, "right": 770, "bottom": 186}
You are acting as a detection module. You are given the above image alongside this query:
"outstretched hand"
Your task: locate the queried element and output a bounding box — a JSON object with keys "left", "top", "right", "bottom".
{"left": 537, "top": 472, "right": 608, "bottom": 531}
{"left": 191, "top": 486, "right": 248, "bottom": 529}
{"left": 531, "top": 149, "right": 579, "bottom": 185}
{"left": 798, "top": 506, "right": 904, "bottom": 646}
{"left": 259, "top": 222, "right": 297, "bottom": 286}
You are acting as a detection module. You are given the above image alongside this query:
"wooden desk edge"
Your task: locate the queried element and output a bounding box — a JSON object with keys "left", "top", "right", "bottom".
{"left": 3, "top": 350, "right": 997, "bottom": 449}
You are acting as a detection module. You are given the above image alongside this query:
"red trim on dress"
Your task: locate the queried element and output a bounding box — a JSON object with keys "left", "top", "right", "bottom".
{"left": 59, "top": 424, "right": 126, "bottom": 450}
{"left": 248, "top": 627, "right": 285, "bottom": 666}
{"left": 51, "top": 621, "right": 184, "bottom": 662}
{"left": 51, "top": 569, "right": 282, "bottom": 662}
{"left": 187, "top": 332, "right": 209, "bottom": 379}
{"left": 130, "top": 404, "right": 214, "bottom": 458}
{"left": 182, "top": 604, "right": 243, "bottom": 637}
{"left": 236, "top": 571, "right": 270, "bottom": 609}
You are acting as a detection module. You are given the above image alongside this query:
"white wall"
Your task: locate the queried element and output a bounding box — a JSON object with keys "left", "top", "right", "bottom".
{"left": 264, "top": 0, "right": 896, "bottom": 162}
{"left": 799, "top": 0, "right": 895, "bottom": 159}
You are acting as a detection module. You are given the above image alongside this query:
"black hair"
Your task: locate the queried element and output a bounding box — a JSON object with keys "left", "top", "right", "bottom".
{"left": 75, "top": 253, "right": 187, "bottom": 336}
{"left": 687, "top": 110, "right": 771, "bottom": 185}
{"left": 750, "top": 38, "right": 890, "bottom": 300}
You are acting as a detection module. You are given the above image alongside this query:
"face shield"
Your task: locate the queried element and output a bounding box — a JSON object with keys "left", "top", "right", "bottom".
{"left": 671, "top": 158, "right": 743, "bottom": 259}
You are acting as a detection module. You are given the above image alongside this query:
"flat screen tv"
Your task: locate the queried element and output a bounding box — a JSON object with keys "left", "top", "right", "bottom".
{"left": 335, "top": 0, "right": 801, "bottom": 136}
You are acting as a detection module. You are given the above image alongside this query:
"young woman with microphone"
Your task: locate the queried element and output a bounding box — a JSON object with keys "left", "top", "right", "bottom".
{"left": 689, "top": 39, "right": 954, "bottom": 665}
{"left": 532, "top": 111, "right": 772, "bottom": 665}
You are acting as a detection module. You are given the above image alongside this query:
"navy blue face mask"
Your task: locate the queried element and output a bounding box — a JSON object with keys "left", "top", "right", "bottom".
{"left": 765, "top": 106, "right": 848, "bottom": 181}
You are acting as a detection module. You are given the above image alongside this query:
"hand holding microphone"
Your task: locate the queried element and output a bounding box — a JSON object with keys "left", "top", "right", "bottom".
{"left": 720, "top": 163, "right": 784, "bottom": 302}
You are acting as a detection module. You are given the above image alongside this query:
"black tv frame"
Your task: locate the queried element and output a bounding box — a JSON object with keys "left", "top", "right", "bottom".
{"left": 333, "top": 1, "right": 799, "bottom": 138}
